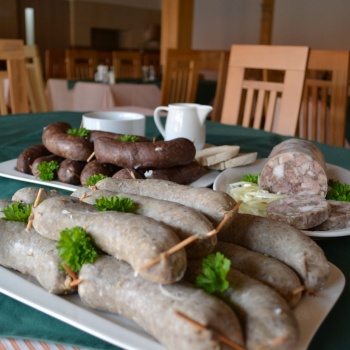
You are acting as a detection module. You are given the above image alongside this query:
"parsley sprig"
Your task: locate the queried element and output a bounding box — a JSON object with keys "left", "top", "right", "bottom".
{"left": 195, "top": 252, "right": 231, "bottom": 294}
{"left": 85, "top": 174, "right": 109, "bottom": 186}
{"left": 36, "top": 160, "right": 60, "bottom": 181}
{"left": 94, "top": 196, "right": 136, "bottom": 213}
{"left": 116, "top": 135, "right": 139, "bottom": 142}
{"left": 242, "top": 173, "right": 259, "bottom": 184}
{"left": 56, "top": 226, "right": 98, "bottom": 273}
{"left": 67, "top": 128, "right": 90, "bottom": 138}
{"left": 1, "top": 203, "right": 32, "bottom": 223}
{"left": 326, "top": 179, "right": 350, "bottom": 201}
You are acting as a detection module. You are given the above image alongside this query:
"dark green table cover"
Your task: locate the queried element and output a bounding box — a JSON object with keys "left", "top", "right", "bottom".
{"left": 0, "top": 111, "right": 349, "bottom": 350}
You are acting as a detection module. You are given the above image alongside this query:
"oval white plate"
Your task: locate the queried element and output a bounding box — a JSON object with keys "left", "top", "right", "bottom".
{"left": 213, "top": 158, "right": 350, "bottom": 238}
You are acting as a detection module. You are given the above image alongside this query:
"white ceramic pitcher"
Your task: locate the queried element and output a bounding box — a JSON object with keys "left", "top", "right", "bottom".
{"left": 153, "top": 103, "right": 213, "bottom": 150}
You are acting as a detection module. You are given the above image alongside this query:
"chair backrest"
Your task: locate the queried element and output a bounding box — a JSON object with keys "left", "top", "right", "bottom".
{"left": 0, "top": 39, "right": 29, "bottom": 115}
{"left": 221, "top": 45, "right": 309, "bottom": 136}
{"left": 112, "top": 51, "right": 142, "bottom": 79}
{"left": 142, "top": 51, "right": 161, "bottom": 79}
{"left": 97, "top": 50, "right": 113, "bottom": 67}
{"left": 160, "top": 49, "right": 201, "bottom": 105}
{"left": 24, "top": 45, "right": 49, "bottom": 112}
{"left": 298, "top": 49, "right": 350, "bottom": 147}
{"left": 45, "top": 49, "right": 67, "bottom": 79}
{"left": 198, "top": 50, "right": 229, "bottom": 121}
{"left": 65, "top": 49, "right": 98, "bottom": 80}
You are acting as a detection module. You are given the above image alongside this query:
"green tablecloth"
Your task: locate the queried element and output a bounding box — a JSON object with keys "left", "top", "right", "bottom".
{"left": 0, "top": 111, "right": 349, "bottom": 350}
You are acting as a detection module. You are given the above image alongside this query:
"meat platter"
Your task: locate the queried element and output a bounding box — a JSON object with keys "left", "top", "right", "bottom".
{"left": 0, "top": 263, "right": 345, "bottom": 350}
{"left": 0, "top": 158, "right": 220, "bottom": 191}
{"left": 213, "top": 158, "right": 350, "bottom": 237}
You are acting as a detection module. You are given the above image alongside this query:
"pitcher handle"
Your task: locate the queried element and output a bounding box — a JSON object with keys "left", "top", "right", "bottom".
{"left": 153, "top": 106, "right": 168, "bottom": 138}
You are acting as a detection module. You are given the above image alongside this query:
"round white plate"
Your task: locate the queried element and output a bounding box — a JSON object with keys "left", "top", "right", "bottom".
{"left": 213, "top": 158, "right": 350, "bottom": 238}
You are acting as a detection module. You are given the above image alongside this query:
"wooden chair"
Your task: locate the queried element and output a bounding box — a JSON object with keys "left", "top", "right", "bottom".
{"left": 221, "top": 45, "right": 309, "bottom": 136}
{"left": 97, "top": 50, "right": 113, "bottom": 67}
{"left": 142, "top": 51, "right": 161, "bottom": 79}
{"left": 0, "top": 39, "right": 29, "bottom": 115}
{"left": 297, "top": 50, "right": 350, "bottom": 147}
{"left": 65, "top": 48, "right": 98, "bottom": 80}
{"left": 112, "top": 51, "right": 142, "bottom": 79}
{"left": 45, "top": 49, "right": 67, "bottom": 79}
{"left": 160, "top": 49, "right": 201, "bottom": 105}
{"left": 24, "top": 45, "right": 49, "bottom": 112}
{"left": 198, "top": 50, "right": 229, "bottom": 121}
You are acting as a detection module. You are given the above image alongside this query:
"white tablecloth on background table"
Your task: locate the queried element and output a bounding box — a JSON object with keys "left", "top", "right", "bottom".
{"left": 45, "top": 79, "right": 161, "bottom": 113}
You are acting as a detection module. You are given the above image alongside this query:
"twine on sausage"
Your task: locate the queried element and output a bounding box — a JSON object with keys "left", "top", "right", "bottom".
{"left": 62, "top": 263, "right": 83, "bottom": 287}
{"left": 175, "top": 310, "right": 246, "bottom": 350}
{"left": 140, "top": 201, "right": 242, "bottom": 272}
{"left": 26, "top": 188, "right": 44, "bottom": 232}
{"left": 86, "top": 151, "right": 95, "bottom": 162}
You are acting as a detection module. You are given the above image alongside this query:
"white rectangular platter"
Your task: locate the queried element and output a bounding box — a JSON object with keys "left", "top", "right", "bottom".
{"left": 0, "top": 263, "right": 345, "bottom": 350}
{"left": 0, "top": 159, "right": 219, "bottom": 191}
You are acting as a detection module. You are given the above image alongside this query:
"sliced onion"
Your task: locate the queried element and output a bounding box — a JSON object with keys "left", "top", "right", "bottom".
{"left": 228, "top": 182, "right": 286, "bottom": 216}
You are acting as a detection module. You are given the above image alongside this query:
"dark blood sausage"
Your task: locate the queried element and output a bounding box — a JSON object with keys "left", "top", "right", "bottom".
{"left": 80, "top": 160, "right": 120, "bottom": 186}
{"left": 266, "top": 194, "right": 331, "bottom": 230}
{"left": 89, "top": 130, "right": 150, "bottom": 143}
{"left": 259, "top": 138, "right": 328, "bottom": 197}
{"left": 146, "top": 161, "right": 207, "bottom": 185}
{"left": 31, "top": 154, "right": 64, "bottom": 178}
{"left": 112, "top": 168, "right": 144, "bottom": 179}
{"left": 16, "top": 144, "right": 51, "bottom": 174}
{"left": 78, "top": 256, "right": 244, "bottom": 350}
{"left": 57, "top": 159, "right": 87, "bottom": 185}
{"left": 0, "top": 219, "right": 75, "bottom": 295}
{"left": 42, "top": 121, "right": 93, "bottom": 161}
{"left": 94, "top": 137, "right": 196, "bottom": 169}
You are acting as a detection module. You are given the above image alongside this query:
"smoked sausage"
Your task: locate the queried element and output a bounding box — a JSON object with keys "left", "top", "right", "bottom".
{"left": 16, "top": 144, "right": 51, "bottom": 174}
{"left": 94, "top": 137, "right": 196, "bottom": 169}
{"left": 42, "top": 122, "right": 93, "bottom": 161}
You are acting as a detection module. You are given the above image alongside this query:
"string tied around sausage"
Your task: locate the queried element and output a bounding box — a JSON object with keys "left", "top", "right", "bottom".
{"left": 175, "top": 310, "right": 246, "bottom": 350}
{"left": 139, "top": 201, "right": 242, "bottom": 272}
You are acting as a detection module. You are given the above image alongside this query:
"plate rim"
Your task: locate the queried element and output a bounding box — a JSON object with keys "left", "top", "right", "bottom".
{"left": 0, "top": 262, "right": 345, "bottom": 350}
{"left": 0, "top": 158, "right": 219, "bottom": 191}
{"left": 213, "top": 158, "right": 350, "bottom": 238}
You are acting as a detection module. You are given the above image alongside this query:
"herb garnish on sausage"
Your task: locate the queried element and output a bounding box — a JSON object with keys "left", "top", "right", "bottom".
{"left": 56, "top": 226, "right": 98, "bottom": 273}
{"left": 1, "top": 203, "right": 32, "bottom": 223}
{"left": 36, "top": 160, "right": 60, "bottom": 181}
{"left": 195, "top": 252, "right": 231, "bottom": 293}
{"left": 85, "top": 174, "right": 108, "bottom": 186}
{"left": 67, "top": 127, "right": 89, "bottom": 138}
{"left": 94, "top": 196, "right": 136, "bottom": 213}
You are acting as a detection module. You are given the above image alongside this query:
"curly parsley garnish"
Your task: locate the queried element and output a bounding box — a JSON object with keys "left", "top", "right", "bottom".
{"left": 56, "top": 226, "right": 99, "bottom": 273}
{"left": 36, "top": 161, "right": 60, "bottom": 181}
{"left": 85, "top": 174, "right": 108, "bottom": 186}
{"left": 1, "top": 203, "right": 32, "bottom": 223}
{"left": 116, "top": 135, "right": 139, "bottom": 142}
{"left": 242, "top": 173, "right": 259, "bottom": 184}
{"left": 67, "top": 128, "right": 90, "bottom": 138}
{"left": 94, "top": 196, "right": 136, "bottom": 213}
{"left": 326, "top": 179, "right": 350, "bottom": 201}
{"left": 195, "top": 252, "right": 231, "bottom": 294}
